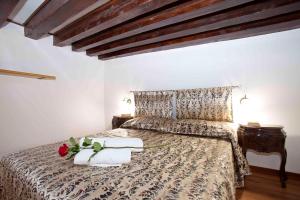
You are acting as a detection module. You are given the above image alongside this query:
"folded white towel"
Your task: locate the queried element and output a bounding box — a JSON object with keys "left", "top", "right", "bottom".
{"left": 103, "top": 137, "right": 143, "bottom": 152}
{"left": 74, "top": 148, "right": 131, "bottom": 166}
{"left": 79, "top": 138, "right": 105, "bottom": 147}
{"left": 74, "top": 149, "right": 94, "bottom": 165}
{"left": 79, "top": 137, "right": 143, "bottom": 152}
{"left": 90, "top": 148, "right": 131, "bottom": 165}
{"left": 90, "top": 164, "right": 122, "bottom": 167}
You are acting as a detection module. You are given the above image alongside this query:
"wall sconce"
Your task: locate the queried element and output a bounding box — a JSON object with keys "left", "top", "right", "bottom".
{"left": 239, "top": 93, "right": 261, "bottom": 127}
{"left": 240, "top": 94, "right": 248, "bottom": 104}
{"left": 123, "top": 97, "right": 132, "bottom": 105}
{"left": 121, "top": 97, "right": 132, "bottom": 117}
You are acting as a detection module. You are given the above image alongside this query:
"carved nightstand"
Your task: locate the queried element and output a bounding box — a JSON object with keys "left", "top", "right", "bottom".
{"left": 112, "top": 115, "right": 133, "bottom": 129}
{"left": 237, "top": 124, "right": 287, "bottom": 188}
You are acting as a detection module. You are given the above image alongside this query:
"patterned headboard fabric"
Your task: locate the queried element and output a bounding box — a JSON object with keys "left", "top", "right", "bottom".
{"left": 176, "top": 87, "right": 233, "bottom": 122}
{"left": 133, "top": 91, "right": 174, "bottom": 119}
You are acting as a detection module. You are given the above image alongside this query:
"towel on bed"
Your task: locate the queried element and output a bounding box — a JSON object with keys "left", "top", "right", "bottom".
{"left": 79, "top": 137, "right": 143, "bottom": 152}
{"left": 74, "top": 148, "right": 131, "bottom": 166}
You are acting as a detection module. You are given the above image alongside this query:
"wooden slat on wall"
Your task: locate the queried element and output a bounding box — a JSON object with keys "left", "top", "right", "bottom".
{"left": 72, "top": 0, "right": 254, "bottom": 52}
{"left": 98, "top": 11, "right": 300, "bottom": 60}
{"left": 87, "top": 0, "right": 300, "bottom": 56}
{"left": 53, "top": 0, "right": 180, "bottom": 46}
{"left": 0, "top": 69, "right": 56, "bottom": 80}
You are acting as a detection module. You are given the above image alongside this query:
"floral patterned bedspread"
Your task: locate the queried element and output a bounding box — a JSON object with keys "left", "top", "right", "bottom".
{"left": 0, "top": 119, "right": 249, "bottom": 200}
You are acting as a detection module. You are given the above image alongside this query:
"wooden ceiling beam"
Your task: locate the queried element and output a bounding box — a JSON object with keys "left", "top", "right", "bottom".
{"left": 0, "top": 0, "right": 24, "bottom": 28}
{"left": 88, "top": 0, "right": 300, "bottom": 56}
{"left": 53, "top": 0, "right": 180, "bottom": 47}
{"left": 98, "top": 11, "right": 300, "bottom": 60}
{"left": 72, "top": 0, "right": 254, "bottom": 52}
{"left": 24, "top": 0, "right": 108, "bottom": 39}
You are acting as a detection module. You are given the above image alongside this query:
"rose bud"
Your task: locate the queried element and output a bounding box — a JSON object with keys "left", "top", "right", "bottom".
{"left": 58, "top": 144, "right": 69, "bottom": 157}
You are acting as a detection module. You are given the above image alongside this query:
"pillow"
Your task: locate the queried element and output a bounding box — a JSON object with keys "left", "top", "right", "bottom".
{"left": 176, "top": 86, "right": 233, "bottom": 122}
{"left": 133, "top": 91, "right": 174, "bottom": 119}
{"left": 121, "top": 117, "right": 237, "bottom": 138}
{"left": 121, "top": 116, "right": 168, "bottom": 131}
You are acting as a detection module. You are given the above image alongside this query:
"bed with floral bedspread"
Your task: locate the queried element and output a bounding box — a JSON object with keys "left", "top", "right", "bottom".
{"left": 0, "top": 117, "right": 249, "bottom": 200}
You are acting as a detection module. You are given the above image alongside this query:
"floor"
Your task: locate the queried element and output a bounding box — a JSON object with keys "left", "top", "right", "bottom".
{"left": 237, "top": 167, "right": 300, "bottom": 200}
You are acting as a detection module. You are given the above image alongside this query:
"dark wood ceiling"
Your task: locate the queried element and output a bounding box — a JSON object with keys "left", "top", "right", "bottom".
{"left": 0, "top": 0, "right": 26, "bottom": 28}
{"left": 1, "top": 0, "right": 300, "bottom": 60}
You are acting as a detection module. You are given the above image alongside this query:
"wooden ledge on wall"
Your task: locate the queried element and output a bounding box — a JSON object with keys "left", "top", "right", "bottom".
{"left": 0, "top": 69, "right": 56, "bottom": 80}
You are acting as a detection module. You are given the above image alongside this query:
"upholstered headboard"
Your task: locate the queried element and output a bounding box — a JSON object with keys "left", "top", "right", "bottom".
{"left": 132, "top": 86, "right": 234, "bottom": 122}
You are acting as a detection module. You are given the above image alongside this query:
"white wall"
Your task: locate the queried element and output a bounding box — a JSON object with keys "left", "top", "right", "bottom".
{"left": 104, "top": 29, "right": 300, "bottom": 173}
{"left": 0, "top": 24, "right": 105, "bottom": 158}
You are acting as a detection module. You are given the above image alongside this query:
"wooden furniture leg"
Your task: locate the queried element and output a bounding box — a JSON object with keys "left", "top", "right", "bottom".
{"left": 280, "top": 148, "right": 287, "bottom": 188}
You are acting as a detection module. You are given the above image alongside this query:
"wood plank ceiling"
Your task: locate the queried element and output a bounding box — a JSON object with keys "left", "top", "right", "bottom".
{"left": 0, "top": 0, "right": 26, "bottom": 27}
{"left": 1, "top": 0, "right": 300, "bottom": 60}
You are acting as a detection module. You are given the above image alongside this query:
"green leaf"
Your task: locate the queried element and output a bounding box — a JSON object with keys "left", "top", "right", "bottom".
{"left": 82, "top": 137, "right": 92, "bottom": 147}
{"left": 70, "top": 144, "right": 80, "bottom": 153}
{"left": 69, "top": 137, "right": 77, "bottom": 146}
{"left": 93, "top": 142, "right": 103, "bottom": 152}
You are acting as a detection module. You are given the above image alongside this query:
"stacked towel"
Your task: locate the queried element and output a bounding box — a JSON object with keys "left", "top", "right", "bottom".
{"left": 74, "top": 149, "right": 131, "bottom": 166}
{"left": 74, "top": 137, "right": 143, "bottom": 167}
{"left": 79, "top": 137, "right": 144, "bottom": 152}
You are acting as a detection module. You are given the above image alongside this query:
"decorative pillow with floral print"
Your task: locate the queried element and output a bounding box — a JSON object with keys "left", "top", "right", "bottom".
{"left": 176, "top": 87, "right": 233, "bottom": 122}
{"left": 134, "top": 91, "right": 174, "bottom": 119}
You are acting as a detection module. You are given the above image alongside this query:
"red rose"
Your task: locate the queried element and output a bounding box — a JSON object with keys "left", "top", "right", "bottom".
{"left": 58, "top": 144, "right": 69, "bottom": 157}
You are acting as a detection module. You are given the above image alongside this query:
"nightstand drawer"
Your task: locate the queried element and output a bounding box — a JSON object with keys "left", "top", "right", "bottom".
{"left": 245, "top": 130, "right": 283, "bottom": 152}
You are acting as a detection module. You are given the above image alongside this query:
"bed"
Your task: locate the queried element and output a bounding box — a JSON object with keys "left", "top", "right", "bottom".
{"left": 0, "top": 87, "right": 250, "bottom": 200}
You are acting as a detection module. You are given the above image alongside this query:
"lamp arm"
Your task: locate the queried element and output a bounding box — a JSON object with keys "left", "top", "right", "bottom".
{"left": 240, "top": 94, "right": 248, "bottom": 104}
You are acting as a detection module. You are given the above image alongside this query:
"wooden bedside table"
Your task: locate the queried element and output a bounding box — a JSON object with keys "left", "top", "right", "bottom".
{"left": 237, "top": 124, "right": 287, "bottom": 187}
{"left": 112, "top": 115, "right": 133, "bottom": 129}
